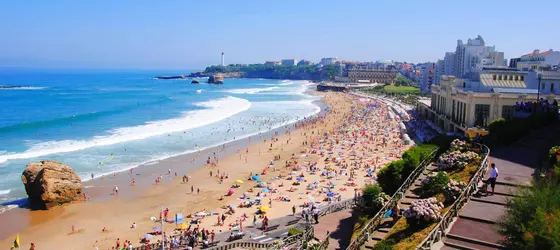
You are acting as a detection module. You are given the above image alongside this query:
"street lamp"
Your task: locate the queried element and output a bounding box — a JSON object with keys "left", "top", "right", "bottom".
{"left": 537, "top": 73, "right": 542, "bottom": 103}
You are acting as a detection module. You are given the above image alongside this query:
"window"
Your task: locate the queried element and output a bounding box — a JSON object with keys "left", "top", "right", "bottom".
{"left": 502, "top": 105, "right": 515, "bottom": 120}
{"left": 474, "top": 104, "right": 490, "bottom": 127}
{"left": 493, "top": 75, "right": 497, "bottom": 80}
{"left": 515, "top": 75, "right": 519, "bottom": 81}
{"left": 542, "top": 83, "right": 546, "bottom": 89}
{"left": 498, "top": 75, "right": 502, "bottom": 80}
{"left": 520, "top": 75, "right": 524, "bottom": 81}
{"left": 551, "top": 83, "right": 555, "bottom": 92}
{"left": 509, "top": 75, "right": 513, "bottom": 80}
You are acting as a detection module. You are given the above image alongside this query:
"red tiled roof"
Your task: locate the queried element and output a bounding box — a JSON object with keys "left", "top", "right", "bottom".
{"left": 524, "top": 50, "right": 552, "bottom": 57}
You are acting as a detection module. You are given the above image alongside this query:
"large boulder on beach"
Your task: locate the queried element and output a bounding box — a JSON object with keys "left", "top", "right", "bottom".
{"left": 21, "top": 160, "right": 82, "bottom": 209}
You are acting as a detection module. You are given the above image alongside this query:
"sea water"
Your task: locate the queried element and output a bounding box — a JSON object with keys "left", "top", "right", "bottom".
{"left": 0, "top": 69, "right": 321, "bottom": 204}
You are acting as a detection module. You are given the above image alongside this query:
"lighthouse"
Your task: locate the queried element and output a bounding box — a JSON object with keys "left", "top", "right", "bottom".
{"left": 221, "top": 52, "right": 225, "bottom": 66}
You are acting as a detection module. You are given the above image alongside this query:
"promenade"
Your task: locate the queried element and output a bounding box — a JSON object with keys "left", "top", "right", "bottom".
{"left": 439, "top": 125, "right": 560, "bottom": 250}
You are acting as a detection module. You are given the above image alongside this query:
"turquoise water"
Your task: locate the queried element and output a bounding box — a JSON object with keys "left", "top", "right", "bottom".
{"left": 0, "top": 69, "right": 320, "bottom": 203}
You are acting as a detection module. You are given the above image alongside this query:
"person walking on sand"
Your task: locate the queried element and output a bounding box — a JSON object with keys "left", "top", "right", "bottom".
{"left": 486, "top": 163, "right": 499, "bottom": 195}
{"left": 292, "top": 205, "right": 296, "bottom": 216}
{"left": 191, "top": 185, "right": 194, "bottom": 193}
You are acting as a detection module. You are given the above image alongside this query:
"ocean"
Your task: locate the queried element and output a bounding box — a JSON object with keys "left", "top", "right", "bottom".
{"left": 0, "top": 69, "right": 321, "bottom": 204}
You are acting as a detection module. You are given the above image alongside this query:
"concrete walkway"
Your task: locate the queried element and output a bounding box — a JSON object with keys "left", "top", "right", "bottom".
{"left": 440, "top": 125, "right": 560, "bottom": 250}
{"left": 313, "top": 210, "right": 354, "bottom": 250}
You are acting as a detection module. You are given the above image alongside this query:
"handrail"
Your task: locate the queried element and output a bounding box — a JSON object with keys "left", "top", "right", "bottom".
{"left": 345, "top": 149, "right": 438, "bottom": 250}
{"left": 417, "top": 143, "right": 490, "bottom": 249}
{"left": 317, "top": 232, "right": 331, "bottom": 250}
{"left": 204, "top": 198, "right": 356, "bottom": 250}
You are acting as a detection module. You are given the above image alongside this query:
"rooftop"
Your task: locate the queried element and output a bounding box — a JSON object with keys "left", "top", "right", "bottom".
{"left": 480, "top": 73, "right": 527, "bottom": 88}
{"left": 492, "top": 88, "right": 538, "bottom": 94}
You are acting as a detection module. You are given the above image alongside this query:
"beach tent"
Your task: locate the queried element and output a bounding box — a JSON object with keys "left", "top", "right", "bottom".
{"left": 251, "top": 175, "right": 260, "bottom": 181}
{"left": 259, "top": 206, "right": 270, "bottom": 212}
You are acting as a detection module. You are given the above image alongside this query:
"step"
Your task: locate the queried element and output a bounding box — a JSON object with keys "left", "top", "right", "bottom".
{"left": 459, "top": 201, "right": 506, "bottom": 224}
{"left": 400, "top": 197, "right": 419, "bottom": 205}
{"left": 363, "top": 239, "right": 381, "bottom": 249}
{"left": 404, "top": 190, "right": 420, "bottom": 199}
{"left": 426, "top": 164, "right": 438, "bottom": 171}
{"left": 470, "top": 193, "right": 510, "bottom": 206}
{"left": 448, "top": 218, "right": 503, "bottom": 246}
{"left": 446, "top": 233, "right": 505, "bottom": 249}
{"left": 480, "top": 183, "right": 519, "bottom": 197}
{"left": 443, "top": 237, "right": 502, "bottom": 250}
{"left": 370, "top": 230, "right": 388, "bottom": 241}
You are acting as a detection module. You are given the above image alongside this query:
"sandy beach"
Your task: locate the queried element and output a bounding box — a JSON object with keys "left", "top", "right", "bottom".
{"left": 0, "top": 91, "right": 410, "bottom": 250}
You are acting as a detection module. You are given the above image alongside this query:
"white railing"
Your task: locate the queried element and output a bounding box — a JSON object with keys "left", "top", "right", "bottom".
{"left": 417, "top": 144, "right": 490, "bottom": 249}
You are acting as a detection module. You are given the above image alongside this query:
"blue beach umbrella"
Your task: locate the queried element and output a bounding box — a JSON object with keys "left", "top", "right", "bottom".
{"left": 296, "top": 177, "right": 305, "bottom": 181}
{"left": 262, "top": 188, "right": 270, "bottom": 193}
{"left": 327, "top": 192, "right": 336, "bottom": 197}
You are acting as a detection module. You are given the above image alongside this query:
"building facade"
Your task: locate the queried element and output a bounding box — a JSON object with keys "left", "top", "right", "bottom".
{"left": 320, "top": 57, "right": 339, "bottom": 66}
{"left": 517, "top": 49, "right": 560, "bottom": 71}
{"left": 281, "top": 59, "right": 298, "bottom": 66}
{"left": 450, "top": 35, "right": 505, "bottom": 78}
{"left": 265, "top": 61, "right": 281, "bottom": 66}
{"left": 418, "top": 68, "right": 560, "bottom": 137}
{"left": 348, "top": 66, "right": 397, "bottom": 84}
{"left": 420, "top": 63, "right": 436, "bottom": 93}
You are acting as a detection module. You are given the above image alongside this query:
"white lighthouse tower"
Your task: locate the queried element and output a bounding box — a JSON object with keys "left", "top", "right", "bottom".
{"left": 221, "top": 52, "right": 225, "bottom": 66}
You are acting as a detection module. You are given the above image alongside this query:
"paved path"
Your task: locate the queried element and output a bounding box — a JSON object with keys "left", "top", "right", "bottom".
{"left": 440, "top": 125, "right": 560, "bottom": 250}
{"left": 313, "top": 210, "right": 354, "bottom": 250}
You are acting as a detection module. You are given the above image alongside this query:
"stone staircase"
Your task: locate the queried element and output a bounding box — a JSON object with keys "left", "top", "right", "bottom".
{"left": 362, "top": 163, "right": 439, "bottom": 249}
{"left": 439, "top": 181, "right": 520, "bottom": 250}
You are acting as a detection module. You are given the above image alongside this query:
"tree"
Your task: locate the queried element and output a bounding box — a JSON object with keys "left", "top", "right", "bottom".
{"left": 362, "top": 184, "right": 383, "bottom": 208}
{"left": 497, "top": 179, "right": 560, "bottom": 249}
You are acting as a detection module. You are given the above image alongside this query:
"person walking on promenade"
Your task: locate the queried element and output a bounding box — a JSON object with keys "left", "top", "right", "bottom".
{"left": 486, "top": 163, "right": 499, "bottom": 195}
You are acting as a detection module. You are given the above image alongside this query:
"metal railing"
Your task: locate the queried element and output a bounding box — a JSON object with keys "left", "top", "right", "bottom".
{"left": 417, "top": 144, "right": 490, "bottom": 249}
{"left": 317, "top": 232, "right": 331, "bottom": 250}
{"left": 345, "top": 149, "right": 438, "bottom": 250}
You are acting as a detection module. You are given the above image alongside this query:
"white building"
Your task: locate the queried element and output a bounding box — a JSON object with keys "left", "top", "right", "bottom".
{"left": 320, "top": 57, "right": 339, "bottom": 65}
{"left": 517, "top": 49, "right": 560, "bottom": 71}
{"left": 434, "top": 60, "right": 445, "bottom": 85}
{"left": 418, "top": 68, "right": 560, "bottom": 137}
{"left": 420, "top": 62, "right": 436, "bottom": 93}
{"left": 281, "top": 59, "right": 298, "bottom": 66}
{"left": 444, "top": 52, "right": 455, "bottom": 75}
{"left": 452, "top": 35, "right": 505, "bottom": 78}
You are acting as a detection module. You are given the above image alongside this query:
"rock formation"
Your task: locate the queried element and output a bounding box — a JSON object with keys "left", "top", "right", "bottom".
{"left": 208, "top": 73, "right": 224, "bottom": 84}
{"left": 21, "top": 160, "right": 82, "bottom": 209}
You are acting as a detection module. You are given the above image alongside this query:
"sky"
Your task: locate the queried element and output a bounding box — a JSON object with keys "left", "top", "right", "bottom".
{"left": 0, "top": 0, "right": 559, "bottom": 70}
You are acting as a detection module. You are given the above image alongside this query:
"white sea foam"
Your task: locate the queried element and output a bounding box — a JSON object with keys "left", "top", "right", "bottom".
{"left": 0, "top": 86, "right": 47, "bottom": 90}
{"left": 0, "top": 96, "right": 251, "bottom": 164}
{"left": 222, "top": 86, "right": 279, "bottom": 94}
{"left": 0, "top": 189, "right": 10, "bottom": 195}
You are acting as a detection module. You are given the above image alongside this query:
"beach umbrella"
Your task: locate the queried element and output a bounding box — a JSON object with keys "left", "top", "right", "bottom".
{"left": 177, "top": 223, "right": 188, "bottom": 230}
{"left": 144, "top": 234, "right": 154, "bottom": 239}
{"left": 152, "top": 227, "right": 161, "bottom": 232}
{"left": 195, "top": 212, "right": 207, "bottom": 217}
{"left": 262, "top": 188, "right": 270, "bottom": 193}
{"left": 296, "top": 177, "right": 305, "bottom": 181}
{"left": 251, "top": 175, "right": 260, "bottom": 181}
{"left": 235, "top": 180, "right": 244, "bottom": 184}
{"left": 327, "top": 192, "right": 336, "bottom": 197}
{"left": 259, "top": 206, "right": 270, "bottom": 212}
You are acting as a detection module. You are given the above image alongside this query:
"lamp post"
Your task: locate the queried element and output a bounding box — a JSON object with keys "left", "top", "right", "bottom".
{"left": 537, "top": 73, "right": 542, "bottom": 103}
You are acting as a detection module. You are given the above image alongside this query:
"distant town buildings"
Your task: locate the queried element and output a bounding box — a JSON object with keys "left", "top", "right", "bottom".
{"left": 280, "top": 59, "right": 298, "bottom": 66}
{"left": 264, "top": 60, "right": 281, "bottom": 66}
{"left": 320, "top": 57, "right": 339, "bottom": 66}
{"left": 348, "top": 66, "right": 397, "bottom": 84}
{"left": 419, "top": 63, "right": 436, "bottom": 92}
{"left": 516, "top": 49, "right": 560, "bottom": 71}
{"left": 297, "top": 60, "right": 313, "bottom": 66}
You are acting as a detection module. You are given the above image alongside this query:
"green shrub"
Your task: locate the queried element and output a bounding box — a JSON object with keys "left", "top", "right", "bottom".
{"left": 429, "top": 135, "right": 461, "bottom": 154}
{"left": 372, "top": 239, "right": 396, "bottom": 250}
{"left": 420, "top": 172, "right": 450, "bottom": 198}
{"left": 288, "top": 227, "right": 304, "bottom": 236}
{"left": 497, "top": 179, "right": 560, "bottom": 249}
{"left": 377, "top": 160, "right": 405, "bottom": 195}
{"left": 362, "top": 184, "right": 383, "bottom": 207}
{"left": 488, "top": 118, "right": 506, "bottom": 134}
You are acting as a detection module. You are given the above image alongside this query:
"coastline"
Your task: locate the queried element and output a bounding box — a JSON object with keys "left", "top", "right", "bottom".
{"left": 0, "top": 85, "right": 327, "bottom": 247}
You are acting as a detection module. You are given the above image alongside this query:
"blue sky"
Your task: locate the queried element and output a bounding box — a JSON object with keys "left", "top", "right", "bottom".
{"left": 0, "top": 0, "right": 558, "bottom": 70}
